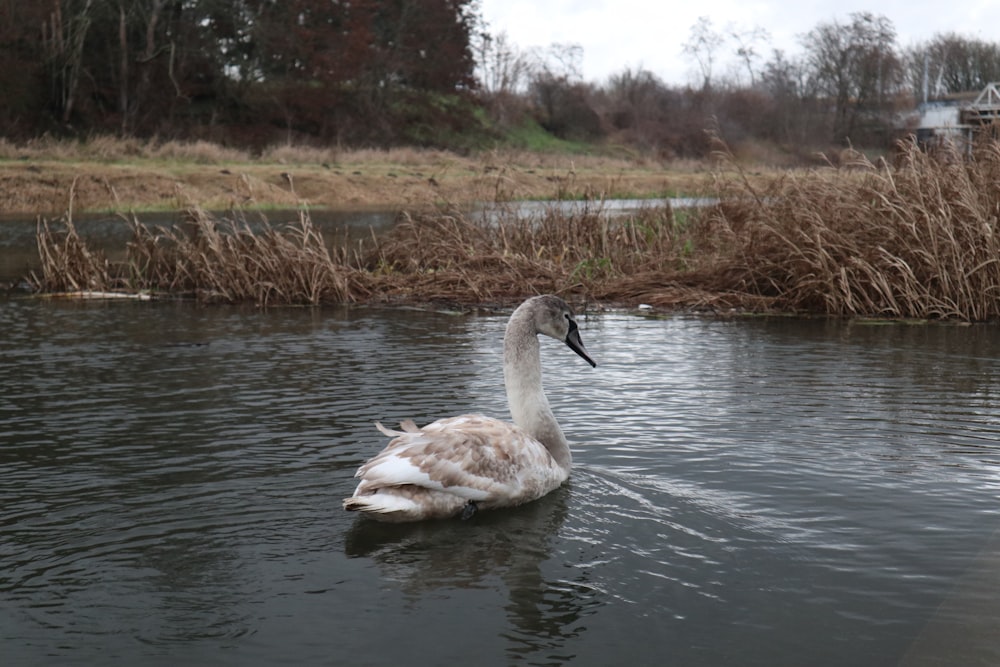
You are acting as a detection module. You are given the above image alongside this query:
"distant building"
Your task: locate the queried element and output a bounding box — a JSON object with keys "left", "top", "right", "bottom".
{"left": 911, "top": 82, "right": 1000, "bottom": 149}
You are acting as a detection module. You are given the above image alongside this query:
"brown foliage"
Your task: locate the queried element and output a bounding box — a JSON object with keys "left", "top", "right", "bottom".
{"left": 30, "top": 202, "right": 726, "bottom": 309}
{"left": 368, "top": 204, "right": 691, "bottom": 303}
{"left": 33, "top": 209, "right": 368, "bottom": 305}
{"left": 124, "top": 210, "right": 369, "bottom": 305}
{"left": 712, "top": 138, "right": 1000, "bottom": 320}
{"left": 34, "top": 137, "right": 1000, "bottom": 320}
{"left": 33, "top": 217, "right": 112, "bottom": 293}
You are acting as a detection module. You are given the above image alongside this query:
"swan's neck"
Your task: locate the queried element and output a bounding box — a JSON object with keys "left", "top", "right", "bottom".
{"left": 503, "top": 314, "right": 572, "bottom": 471}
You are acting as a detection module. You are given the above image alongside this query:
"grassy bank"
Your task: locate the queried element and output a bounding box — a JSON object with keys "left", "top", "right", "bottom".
{"left": 0, "top": 136, "right": 711, "bottom": 214}
{"left": 25, "top": 138, "right": 1000, "bottom": 321}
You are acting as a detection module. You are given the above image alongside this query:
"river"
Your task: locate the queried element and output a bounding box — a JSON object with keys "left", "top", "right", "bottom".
{"left": 2, "top": 298, "right": 999, "bottom": 665}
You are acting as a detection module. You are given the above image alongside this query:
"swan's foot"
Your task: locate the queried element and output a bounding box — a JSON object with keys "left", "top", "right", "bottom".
{"left": 460, "top": 501, "right": 478, "bottom": 520}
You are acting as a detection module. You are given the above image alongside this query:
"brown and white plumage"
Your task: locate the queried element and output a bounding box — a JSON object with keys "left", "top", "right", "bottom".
{"left": 343, "top": 295, "right": 597, "bottom": 522}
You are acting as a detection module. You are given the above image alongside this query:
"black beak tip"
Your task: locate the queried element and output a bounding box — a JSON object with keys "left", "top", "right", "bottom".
{"left": 566, "top": 334, "right": 596, "bottom": 368}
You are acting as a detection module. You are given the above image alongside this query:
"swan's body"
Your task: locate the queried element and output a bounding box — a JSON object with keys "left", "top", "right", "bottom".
{"left": 343, "top": 295, "right": 596, "bottom": 522}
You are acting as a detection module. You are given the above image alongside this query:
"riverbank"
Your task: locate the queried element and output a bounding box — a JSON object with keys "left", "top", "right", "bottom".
{"left": 21, "top": 137, "right": 1000, "bottom": 322}
{"left": 0, "top": 141, "right": 720, "bottom": 214}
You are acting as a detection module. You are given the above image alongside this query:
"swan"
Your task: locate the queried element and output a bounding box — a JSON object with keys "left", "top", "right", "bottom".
{"left": 343, "top": 295, "right": 597, "bottom": 522}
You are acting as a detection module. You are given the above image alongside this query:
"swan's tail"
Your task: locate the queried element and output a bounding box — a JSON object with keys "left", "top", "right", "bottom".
{"left": 373, "top": 419, "right": 421, "bottom": 438}
{"left": 342, "top": 494, "right": 419, "bottom": 521}
{"left": 342, "top": 486, "right": 468, "bottom": 522}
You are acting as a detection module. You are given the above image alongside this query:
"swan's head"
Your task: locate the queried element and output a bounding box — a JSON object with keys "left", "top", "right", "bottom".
{"left": 524, "top": 295, "right": 597, "bottom": 368}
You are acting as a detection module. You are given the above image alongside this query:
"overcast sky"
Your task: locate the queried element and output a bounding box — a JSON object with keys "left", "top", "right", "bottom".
{"left": 478, "top": 0, "right": 1000, "bottom": 85}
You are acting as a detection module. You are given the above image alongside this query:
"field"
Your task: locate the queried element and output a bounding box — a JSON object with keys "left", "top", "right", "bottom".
{"left": 0, "top": 137, "right": 713, "bottom": 214}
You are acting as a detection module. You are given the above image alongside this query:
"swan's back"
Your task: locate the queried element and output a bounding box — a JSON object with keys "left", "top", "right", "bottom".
{"left": 343, "top": 416, "right": 569, "bottom": 522}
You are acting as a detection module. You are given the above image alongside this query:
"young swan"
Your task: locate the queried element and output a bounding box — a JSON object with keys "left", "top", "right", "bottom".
{"left": 343, "top": 295, "right": 596, "bottom": 522}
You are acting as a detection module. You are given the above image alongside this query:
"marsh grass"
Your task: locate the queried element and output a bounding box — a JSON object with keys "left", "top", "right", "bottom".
{"left": 33, "top": 209, "right": 368, "bottom": 305}
{"left": 126, "top": 210, "right": 369, "bottom": 304}
{"left": 34, "top": 217, "right": 112, "bottom": 292}
{"left": 0, "top": 136, "right": 464, "bottom": 168}
{"left": 29, "top": 201, "right": 719, "bottom": 308}
{"left": 713, "top": 138, "right": 1000, "bottom": 320}
{"left": 368, "top": 204, "right": 678, "bottom": 302}
{"left": 31, "top": 137, "right": 1000, "bottom": 318}
{"left": 0, "top": 135, "right": 251, "bottom": 163}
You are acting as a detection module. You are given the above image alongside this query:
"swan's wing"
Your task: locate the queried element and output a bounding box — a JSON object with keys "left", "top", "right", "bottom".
{"left": 354, "top": 415, "right": 564, "bottom": 503}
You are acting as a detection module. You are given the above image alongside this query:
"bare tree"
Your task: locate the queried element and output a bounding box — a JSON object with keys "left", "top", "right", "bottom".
{"left": 534, "top": 42, "right": 584, "bottom": 83}
{"left": 730, "top": 25, "right": 771, "bottom": 87}
{"left": 41, "top": 0, "right": 95, "bottom": 124}
{"left": 528, "top": 42, "right": 599, "bottom": 140}
{"left": 904, "top": 33, "right": 1000, "bottom": 98}
{"left": 603, "top": 66, "right": 667, "bottom": 145}
{"left": 802, "top": 12, "right": 902, "bottom": 143}
{"left": 682, "top": 16, "right": 725, "bottom": 90}
{"left": 473, "top": 29, "right": 534, "bottom": 126}
{"left": 474, "top": 30, "right": 531, "bottom": 95}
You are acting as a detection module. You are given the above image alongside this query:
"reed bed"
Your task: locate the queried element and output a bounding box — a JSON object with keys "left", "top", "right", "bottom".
{"left": 33, "top": 210, "right": 368, "bottom": 305}
{"left": 712, "top": 138, "right": 1000, "bottom": 321}
{"left": 29, "top": 202, "right": 722, "bottom": 309}
{"left": 126, "top": 210, "right": 368, "bottom": 304}
{"left": 31, "top": 137, "right": 1000, "bottom": 318}
{"left": 34, "top": 218, "right": 113, "bottom": 293}
{"left": 368, "top": 203, "right": 762, "bottom": 311}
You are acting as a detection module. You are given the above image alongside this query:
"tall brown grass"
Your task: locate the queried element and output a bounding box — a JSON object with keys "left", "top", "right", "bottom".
{"left": 125, "top": 210, "right": 368, "bottom": 304}
{"left": 29, "top": 202, "right": 717, "bottom": 308}
{"left": 0, "top": 135, "right": 251, "bottom": 163}
{"left": 370, "top": 204, "right": 690, "bottom": 303}
{"left": 30, "top": 137, "right": 1000, "bottom": 319}
{"left": 34, "top": 218, "right": 113, "bottom": 293}
{"left": 712, "top": 138, "right": 1000, "bottom": 320}
{"left": 33, "top": 209, "right": 368, "bottom": 305}
{"left": 1, "top": 135, "right": 473, "bottom": 167}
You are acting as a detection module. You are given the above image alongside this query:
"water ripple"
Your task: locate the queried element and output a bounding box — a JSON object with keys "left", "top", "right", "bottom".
{"left": 3, "top": 302, "right": 1000, "bottom": 665}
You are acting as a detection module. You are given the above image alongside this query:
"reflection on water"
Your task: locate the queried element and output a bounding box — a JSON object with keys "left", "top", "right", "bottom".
{"left": 2, "top": 298, "right": 1000, "bottom": 666}
{"left": 345, "top": 489, "right": 592, "bottom": 663}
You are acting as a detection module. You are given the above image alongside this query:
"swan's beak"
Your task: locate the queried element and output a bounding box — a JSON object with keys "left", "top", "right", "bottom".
{"left": 566, "top": 321, "right": 597, "bottom": 368}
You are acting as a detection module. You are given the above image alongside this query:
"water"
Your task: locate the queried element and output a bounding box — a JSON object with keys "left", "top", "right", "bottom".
{"left": 2, "top": 299, "right": 1000, "bottom": 666}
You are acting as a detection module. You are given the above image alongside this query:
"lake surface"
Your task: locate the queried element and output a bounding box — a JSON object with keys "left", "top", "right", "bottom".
{"left": 2, "top": 298, "right": 1000, "bottom": 666}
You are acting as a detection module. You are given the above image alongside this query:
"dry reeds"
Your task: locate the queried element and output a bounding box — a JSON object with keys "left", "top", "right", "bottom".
{"left": 0, "top": 135, "right": 251, "bottom": 163}
{"left": 712, "top": 138, "right": 1000, "bottom": 321}
{"left": 369, "top": 203, "right": 699, "bottom": 304}
{"left": 126, "top": 210, "right": 368, "bottom": 304}
{"left": 33, "top": 217, "right": 112, "bottom": 293}
{"left": 35, "top": 136, "right": 1000, "bottom": 319}
{"left": 28, "top": 202, "right": 716, "bottom": 308}
{"left": 31, "top": 209, "right": 369, "bottom": 305}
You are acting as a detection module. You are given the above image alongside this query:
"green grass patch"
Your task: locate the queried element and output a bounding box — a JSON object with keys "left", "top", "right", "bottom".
{"left": 501, "top": 119, "right": 595, "bottom": 154}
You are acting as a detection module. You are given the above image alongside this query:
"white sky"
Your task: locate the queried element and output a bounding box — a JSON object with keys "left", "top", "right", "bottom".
{"left": 478, "top": 0, "right": 1000, "bottom": 85}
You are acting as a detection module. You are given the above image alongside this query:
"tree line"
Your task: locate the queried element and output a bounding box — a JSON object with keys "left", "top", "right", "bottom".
{"left": 1, "top": 0, "right": 479, "bottom": 147}
{"left": 491, "top": 13, "right": 1000, "bottom": 159}
{"left": 3, "top": 4, "right": 1000, "bottom": 156}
